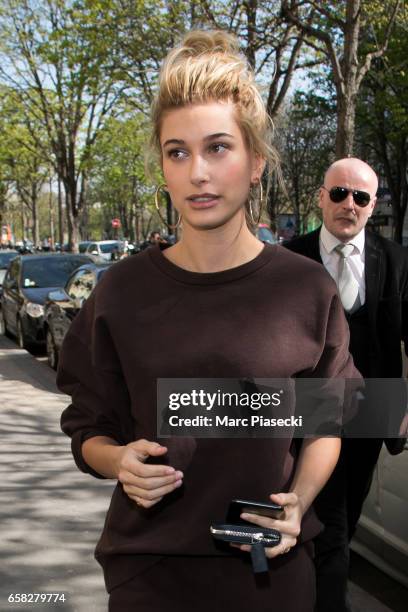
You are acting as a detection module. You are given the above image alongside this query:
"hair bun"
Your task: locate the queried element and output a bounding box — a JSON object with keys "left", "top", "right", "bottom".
{"left": 182, "top": 30, "right": 241, "bottom": 57}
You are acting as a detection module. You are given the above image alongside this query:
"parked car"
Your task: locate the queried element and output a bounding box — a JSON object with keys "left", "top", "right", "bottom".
{"left": 85, "top": 240, "right": 125, "bottom": 261}
{"left": 43, "top": 261, "right": 111, "bottom": 369}
{"left": 0, "top": 253, "right": 92, "bottom": 349}
{"left": 78, "top": 240, "right": 92, "bottom": 253}
{"left": 257, "top": 224, "right": 278, "bottom": 244}
{"left": 353, "top": 442, "right": 408, "bottom": 587}
{"left": 15, "top": 239, "right": 35, "bottom": 254}
{"left": 0, "top": 250, "right": 19, "bottom": 299}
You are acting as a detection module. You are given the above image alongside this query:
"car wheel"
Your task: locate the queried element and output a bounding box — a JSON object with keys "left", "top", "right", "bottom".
{"left": 16, "top": 317, "right": 28, "bottom": 350}
{"left": 46, "top": 327, "right": 58, "bottom": 370}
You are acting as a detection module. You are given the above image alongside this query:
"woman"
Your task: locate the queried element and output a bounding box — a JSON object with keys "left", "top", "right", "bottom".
{"left": 58, "top": 31, "right": 356, "bottom": 611}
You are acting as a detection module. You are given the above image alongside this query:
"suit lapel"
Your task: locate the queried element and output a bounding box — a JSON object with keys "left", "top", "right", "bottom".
{"left": 307, "top": 228, "right": 323, "bottom": 263}
{"left": 365, "top": 231, "right": 382, "bottom": 329}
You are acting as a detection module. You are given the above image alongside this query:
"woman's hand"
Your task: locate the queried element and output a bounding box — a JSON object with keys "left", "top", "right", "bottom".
{"left": 230, "top": 492, "right": 303, "bottom": 558}
{"left": 115, "top": 439, "right": 183, "bottom": 509}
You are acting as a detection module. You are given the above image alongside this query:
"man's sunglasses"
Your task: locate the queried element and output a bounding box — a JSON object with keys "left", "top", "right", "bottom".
{"left": 322, "top": 186, "right": 371, "bottom": 208}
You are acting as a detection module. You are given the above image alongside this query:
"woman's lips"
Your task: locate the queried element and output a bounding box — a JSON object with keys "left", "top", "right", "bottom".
{"left": 187, "top": 195, "right": 220, "bottom": 209}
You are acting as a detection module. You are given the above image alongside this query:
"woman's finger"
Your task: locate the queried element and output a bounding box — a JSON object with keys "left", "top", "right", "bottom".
{"left": 120, "top": 455, "right": 178, "bottom": 479}
{"left": 270, "top": 491, "right": 298, "bottom": 507}
{"left": 265, "top": 537, "right": 297, "bottom": 559}
{"left": 119, "top": 470, "right": 183, "bottom": 490}
{"left": 239, "top": 512, "right": 278, "bottom": 529}
{"left": 240, "top": 512, "right": 300, "bottom": 536}
{"left": 129, "top": 494, "right": 164, "bottom": 509}
{"left": 123, "top": 478, "right": 183, "bottom": 502}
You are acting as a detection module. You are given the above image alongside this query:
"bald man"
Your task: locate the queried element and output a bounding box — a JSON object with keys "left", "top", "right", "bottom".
{"left": 285, "top": 158, "right": 408, "bottom": 612}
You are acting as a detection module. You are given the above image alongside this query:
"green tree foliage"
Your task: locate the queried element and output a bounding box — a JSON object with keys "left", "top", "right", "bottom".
{"left": 0, "top": 0, "right": 128, "bottom": 249}
{"left": 114, "top": 0, "right": 194, "bottom": 108}
{"left": 87, "top": 114, "right": 161, "bottom": 242}
{"left": 191, "top": 0, "right": 315, "bottom": 120}
{"left": 0, "top": 93, "right": 13, "bottom": 235}
{"left": 0, "top": 0, "right": 406, "bottom": 244}
{"left": 0, "top": 88, "right": 51, "bottom": 246}
{"left": 281, "top": 0, "right": 403, "bottom": 157}
{"left": 355, "top": 8, "right": 408, "bottom": 242}
{"left": 274, "top": 92, "right": 336, "bottom": 233}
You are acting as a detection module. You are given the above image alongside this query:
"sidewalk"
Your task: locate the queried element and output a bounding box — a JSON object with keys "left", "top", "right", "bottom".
{"left": 0, "top": 336, "right": 113, "bottom": 611}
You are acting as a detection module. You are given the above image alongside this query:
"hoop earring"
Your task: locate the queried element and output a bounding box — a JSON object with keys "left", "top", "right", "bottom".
{"left": 154, "top": 184, "right": 182, "bottom": 230}
{"left": 248, "top": 180, "right": 264, "bottom": 226}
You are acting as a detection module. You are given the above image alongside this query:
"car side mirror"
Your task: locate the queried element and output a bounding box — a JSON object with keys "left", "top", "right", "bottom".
{"left": 74, "top": 296, "right": 86, "bottom": 309}
{"left": 47, "top": 289, "right": 67, "bottom": 302}
{"left": 91, "top": 250, "right": 98, "bottom": 255}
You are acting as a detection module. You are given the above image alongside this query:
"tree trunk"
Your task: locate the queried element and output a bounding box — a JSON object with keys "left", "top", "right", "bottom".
{"left": 21, "top": 207, "right": 26, "bottom": 241}
{"left": 78, "top": 173, "right": 88, "bottom": 240}
{"left": 392, "top": 194, "right": 404, "bottom": 244}
{"left": 57, "top": 176, "right": 64, "bottom": 247}
{"left": 336, "top": 93, "right": 357, "bottom": 158}
{"left": 0, "top": 183, "right": 7, "bottom": 235}
{"left": 244, "top": 0, "right": 257, "bottom": 70}
{"left": 32, "top": 185, "right": 40, "bottom": 248}
{"left": 392, "top": 181, "right": 408, "bottom": 244}
{"left": 65, "top": 188, "right": 73, "bottom": 250}
{"left": 32, "top": 204, "right": 39, "bottom": 248}
{"left": 335, "top": 0, "right": 360, "bottom": 158}
{"left": 49, "top": 178, "right": 55, "bottom": 249}
{"left": 64, "top": 173, "right": 80, "bottom": 252}
{"left": 66, "top": 200, "right": 80, "bottom": 252}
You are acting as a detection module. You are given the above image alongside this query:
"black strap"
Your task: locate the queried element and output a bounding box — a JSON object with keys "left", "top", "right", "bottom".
{"left": 250, "top": 541, "right": 268, "bottom": 573}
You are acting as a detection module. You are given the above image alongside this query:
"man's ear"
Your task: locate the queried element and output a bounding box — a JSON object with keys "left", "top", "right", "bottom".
{"left": 368, "top": 196, "right": 377, "bottom": 217}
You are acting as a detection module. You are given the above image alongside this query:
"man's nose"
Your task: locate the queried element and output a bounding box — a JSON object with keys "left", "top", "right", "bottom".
{"left": 189, "top": 155, "right": 209, "bottom": 184}
{"left": 341, "top": 192, "right": 356, "bottom": 211}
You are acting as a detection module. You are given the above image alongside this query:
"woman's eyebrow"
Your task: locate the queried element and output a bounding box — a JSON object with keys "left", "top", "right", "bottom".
{"left": 204, "top": 132, "right": 234, "bottom": 141}
{"left": 162, "top": 138, "right": 184, "bottom": 147}
{"left": 162, "top": 132, "right": 235, "bottom": 148}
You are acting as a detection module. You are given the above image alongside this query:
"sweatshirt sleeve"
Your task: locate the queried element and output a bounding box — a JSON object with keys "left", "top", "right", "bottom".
{"left": 299, "top": 291, "right": 363, "bottom": 434}
{"left": 57, "top": 288, "right": 133, "bottom": 479}
{"left": 311, "top": 292, "right": 360, "bottom": 379}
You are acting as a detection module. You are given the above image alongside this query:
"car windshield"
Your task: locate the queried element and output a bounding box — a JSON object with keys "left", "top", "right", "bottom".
{"left": 0, "top": 269, "right": 6, "bottom": 285}
{"left": 0, "top": 252, "right": 18, "bottom": 267}
{"left": 22, "top": 257, "right": 90, "bottom": 288}
{"left": 100, "top": 243, "right": 122, "bottom": 253}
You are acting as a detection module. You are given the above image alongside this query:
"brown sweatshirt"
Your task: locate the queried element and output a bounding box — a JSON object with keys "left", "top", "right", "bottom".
{"left": 58, "top": 244, "right": 357, "bottom": 591}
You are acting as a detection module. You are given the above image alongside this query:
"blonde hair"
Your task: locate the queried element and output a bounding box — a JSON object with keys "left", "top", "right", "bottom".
{"left": 148, "top": 30, "right": 279, "bottom": 227}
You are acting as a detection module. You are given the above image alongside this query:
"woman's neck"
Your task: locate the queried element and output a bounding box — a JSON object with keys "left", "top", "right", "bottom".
{"left": 163, "top": 218, "right": 264, "bottom": 273}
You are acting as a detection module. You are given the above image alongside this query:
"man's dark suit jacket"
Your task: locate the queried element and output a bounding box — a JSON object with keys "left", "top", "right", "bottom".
{"left": 285, "top": 227, "right": 408, "bottom": 454}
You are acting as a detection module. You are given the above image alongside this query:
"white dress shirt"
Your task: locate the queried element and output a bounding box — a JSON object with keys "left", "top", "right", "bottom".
{"left": 319, "top": 224, "right": 366, "bottom": 306}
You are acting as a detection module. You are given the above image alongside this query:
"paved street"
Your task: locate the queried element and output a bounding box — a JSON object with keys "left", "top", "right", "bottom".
{"left": 0, "top": 336, "right": 114, "bottom": 611}
{"left": 0, "top": 334, "right": 405, "bottom": 611}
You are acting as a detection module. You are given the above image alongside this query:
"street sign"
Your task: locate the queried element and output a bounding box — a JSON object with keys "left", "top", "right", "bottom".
{"left": 111, "top": 218, "right": 121, "bottom": 228}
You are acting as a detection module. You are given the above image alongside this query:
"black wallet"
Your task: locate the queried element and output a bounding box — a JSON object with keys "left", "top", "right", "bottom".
{"left": 210, "top": 523, "right": 281, "bottom": 573}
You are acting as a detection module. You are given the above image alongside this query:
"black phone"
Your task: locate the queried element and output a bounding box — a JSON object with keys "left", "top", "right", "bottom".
{"left": 226, "top": 499, "right": 284, "bottom": 524}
